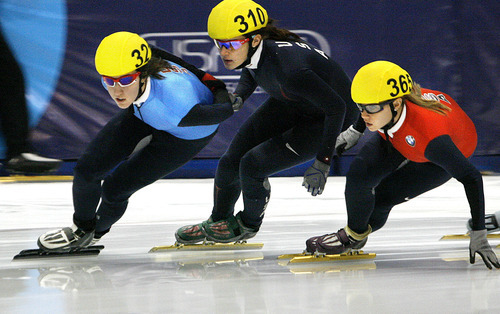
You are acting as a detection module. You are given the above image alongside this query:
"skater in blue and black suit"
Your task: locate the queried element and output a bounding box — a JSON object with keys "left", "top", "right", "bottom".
{"left": 175, "top": 0, "right": 363, "bottom": 244}
{"left": 37, "top": 31, "right": 236, "bottom": 252}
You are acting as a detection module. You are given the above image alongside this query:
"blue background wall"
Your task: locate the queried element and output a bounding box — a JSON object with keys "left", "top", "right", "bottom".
{"left": 1, "top": 0, "right": 498, "bottom": 176}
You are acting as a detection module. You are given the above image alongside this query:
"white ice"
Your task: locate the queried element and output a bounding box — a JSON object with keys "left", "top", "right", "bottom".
{"left": 1, "top": 176, "right": 499, "bottom": 313}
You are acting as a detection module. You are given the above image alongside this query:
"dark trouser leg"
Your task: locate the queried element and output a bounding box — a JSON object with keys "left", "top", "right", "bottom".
{"left": 0, "top": 30, "right": 28, "bottom": 158}
{"left": 368, "top": 161, "right": 451, "bottom": 231}
{"left": 345, "top": 136, "right": 452, "bottom": 233}
{"left": 238, "top": 118, "right": 324, "bottom": 229}
{"left": 72, "top": 111, "right": 151, "bottom": 231}
{"left": 345, "top": 136, "right": 407, "bottom": 234}
{"left": 212, "top": 153, "right": 243, "bottom": 221}
{"left": 95, "top": 130, "right": 214, "bottom": 233}
{"left": 211, "top": 98, "right": 300, "bottom": 221}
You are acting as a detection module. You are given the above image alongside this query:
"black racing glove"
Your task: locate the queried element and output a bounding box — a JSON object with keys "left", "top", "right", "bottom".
{"left": 302, "top": 159, "right": 330, "bottom": 196}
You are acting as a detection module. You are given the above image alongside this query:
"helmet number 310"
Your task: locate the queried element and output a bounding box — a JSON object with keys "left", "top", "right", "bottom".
{"left": 234, "top": 8, "right": 266, "bottom": 33}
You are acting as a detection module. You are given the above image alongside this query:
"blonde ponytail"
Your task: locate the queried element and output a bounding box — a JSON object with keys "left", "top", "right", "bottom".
{"left": 405, "top": 83, "right": 451, "bottom": 115}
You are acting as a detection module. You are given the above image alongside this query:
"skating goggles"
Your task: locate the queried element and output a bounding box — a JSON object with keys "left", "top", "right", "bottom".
{"left": 102, "top": 72, "right": 141, "bottom": 87}
{"left": 357, "top": 99, "right": 394, "bottom": 114}
{"left": 214, "top": 38, "right": 250, "bottom": 50}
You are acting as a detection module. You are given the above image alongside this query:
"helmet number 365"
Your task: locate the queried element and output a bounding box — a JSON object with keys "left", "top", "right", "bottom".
{"left": 132, "top": 44, "right": 151, "bottom": 68}
{"left": 387, "top": 74, "right": 412, "bottom": 98}
{"left": 234, "top": 8, "right": 266, "bottom": 34}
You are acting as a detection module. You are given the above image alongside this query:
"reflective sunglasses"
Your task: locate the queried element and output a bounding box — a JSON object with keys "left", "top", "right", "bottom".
{"left": 357, "top": 99, "right": 394, "bottom": 114}
{"left": 102, "top": 72, "right": 141, "bottom": 87}
{"left": 214, "top": 38, "right": 251, "bottom": 50}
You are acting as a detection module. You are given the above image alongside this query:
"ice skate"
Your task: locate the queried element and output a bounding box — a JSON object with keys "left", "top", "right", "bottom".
{"left": 278, "top": 227, "right": 373, "bottom": 264}
{"left": 203, "top": 212, "right": 258, "bottom": 243}
{"left": 37, "top": 224, "right": 95, "bottom": 253}
{"left": 13, "top": 225, "right": 103, "bottom": 259}
{"left": 151, "top": 213, "right": 262, "bottom": 253}
{"left": 441, "top": 212, "right": 500, "bottom": 240}
{"left": 88, "top": 232, "right": 104, "bottom": 246}
{"left": 175, "top": 217, "right": 214, "bottom": 244}
{"left": 5, "top": 153, "right": 61, "bottom": 174}
{"left": 306, "top": 227, "right": 370, "bottom": 255}
{"left": 304, "top": 232, "right": 367, "bottom": 255}
{"left": 468, "top": 212, "right": 500, "bottom": 234}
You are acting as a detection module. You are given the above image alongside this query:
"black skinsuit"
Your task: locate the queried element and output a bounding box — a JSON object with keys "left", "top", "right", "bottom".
{"left": 211, "top": 39, "right": 360, "bottom": 229}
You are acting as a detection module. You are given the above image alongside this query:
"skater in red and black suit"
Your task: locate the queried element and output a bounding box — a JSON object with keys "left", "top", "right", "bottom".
{"left": 306, "top": 60, "right": 500, "bottom": 269}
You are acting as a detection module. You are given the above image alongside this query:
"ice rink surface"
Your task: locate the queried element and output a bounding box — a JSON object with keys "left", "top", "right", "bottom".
{"left": 1, "top": 175, "right": 499, "bottom": 314}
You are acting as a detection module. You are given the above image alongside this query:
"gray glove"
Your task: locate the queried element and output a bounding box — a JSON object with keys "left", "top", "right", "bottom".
{"left": 335, "top": 125, "right": 362, "bottom": 156}
{"left": 228, "top": 93, "right": 243, "bottom": 112}
{"left": 302, "top": 159, "right": 330, "bottom": 196}
{"left": 469, "top": 229, "right": 500, "bottom": 269}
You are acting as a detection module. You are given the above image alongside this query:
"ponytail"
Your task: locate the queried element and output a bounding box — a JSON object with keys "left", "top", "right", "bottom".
{"left": 138, "top": 55, "right": 172, "bottom": 80}
{"left": 257, "top": 18, "right": 302, "bottom": 42}
{"left": 404, "top": 83, "right": 451, "bottom": 115}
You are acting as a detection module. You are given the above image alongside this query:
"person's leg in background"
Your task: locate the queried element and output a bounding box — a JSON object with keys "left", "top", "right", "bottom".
{"left": 0, "top": 28, "right": 60, "bottom": 173}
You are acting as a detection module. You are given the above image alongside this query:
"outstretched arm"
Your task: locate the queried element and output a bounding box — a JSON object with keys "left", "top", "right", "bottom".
{"left": 425, "top": 135, "right": 499, "bottom": 269}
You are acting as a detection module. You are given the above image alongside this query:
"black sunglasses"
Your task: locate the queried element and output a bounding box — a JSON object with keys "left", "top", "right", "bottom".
{"left": 356, "top": 99, "right": 394, "bottom": 114}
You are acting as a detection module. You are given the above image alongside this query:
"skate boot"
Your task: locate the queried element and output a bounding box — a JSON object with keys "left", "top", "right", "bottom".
{"left": 6, "top": 153, "right": 61, "bottom": 173}
{"left": 38, "top": 224, "right": 95, "bottom": 253}
{"left": 88, "top": 232, "right": 105, "bottom": 246}
{"left": 468, "top": 212, "right": 500, "bottom": 234}
{"left": 203, "top": 212, "right": 258, "bottom": 243}
{"left": 306, "top": 226, "right": 371, "bottom": 255}
{"left": 175, "top": 217, "right": 214, "bottom": 244}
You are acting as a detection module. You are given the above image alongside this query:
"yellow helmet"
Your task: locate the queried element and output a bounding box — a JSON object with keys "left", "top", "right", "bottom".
{"left": 351, "top": 60, "right": 413, "bottom": 104}
{"left": 95, "top": 31, "right": 151, "bottom": 77}
{"left": 208, "top": 0, "right": 268, "bottom": 40}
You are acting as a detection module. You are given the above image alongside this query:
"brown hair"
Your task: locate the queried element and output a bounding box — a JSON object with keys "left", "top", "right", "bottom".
{"left": 404, "top": 83, "right": 451, "bottom": 115}
{"left": 254, "top": 18, "right": 302, "bottom": 42}
{"left": 138, "top": 55, "right": 172, "bottom": 80}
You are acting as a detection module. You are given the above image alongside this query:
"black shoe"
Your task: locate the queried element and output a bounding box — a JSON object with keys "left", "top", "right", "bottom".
{"left": 6, "top": 153, "right": 61, "bottom": 173}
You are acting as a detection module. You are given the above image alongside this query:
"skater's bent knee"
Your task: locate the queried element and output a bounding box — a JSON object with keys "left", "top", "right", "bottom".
{"left": 240, "top": 151, "right": 267, "bottom": 178}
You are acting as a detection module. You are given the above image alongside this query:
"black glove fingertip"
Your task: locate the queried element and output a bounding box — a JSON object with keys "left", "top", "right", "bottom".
{"left": 469, "top": 252, "right": 475, "bottom": 264}
{"left": 336, "top": 144, "right": 346, "bottom": 157}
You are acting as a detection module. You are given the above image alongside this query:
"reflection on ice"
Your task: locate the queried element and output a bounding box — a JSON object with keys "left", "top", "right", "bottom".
{"left": 1, "top": 176, "right": 499, "bottom": 313}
